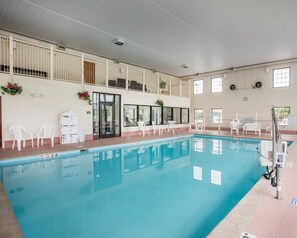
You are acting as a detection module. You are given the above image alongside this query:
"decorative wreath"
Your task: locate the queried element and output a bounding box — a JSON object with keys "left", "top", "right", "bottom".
{"left": 255, "top": 81, "right": 262, "bottom": 88}
{"left": 230, "top": 84, "right": 236, "bottom": 90}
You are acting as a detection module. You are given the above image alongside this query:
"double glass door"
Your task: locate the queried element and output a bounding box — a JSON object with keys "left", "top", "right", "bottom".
{"left": 93, "top": 93, "right": 121, "bottom": 138}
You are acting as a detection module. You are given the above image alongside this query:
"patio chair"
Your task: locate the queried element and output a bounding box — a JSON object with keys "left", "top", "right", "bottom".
{"left": 230, "top": 118, "right": 240, "bottom": 135}
{"left": 152, "top": 121, "right": 163, "bottom": 135}
{"left": 9, "top": 125, "right": 34, "bottom": 151}
{"left": 265, "top": 124, "right": 272, "bottom": 137}
{"left": 37, "top": 124, "right": 55, "bottom": 147}
{"left": 138, "top": 121, "right": 148, "bottom": 137}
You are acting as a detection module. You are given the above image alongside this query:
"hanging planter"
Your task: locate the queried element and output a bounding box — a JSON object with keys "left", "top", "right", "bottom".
{"left": 155, "top": 99, "right": 164, "bottom": 107}
{"left": 77, "top": 91, "right": 92, "bottom": 105}
{"left": 1, "top": 82, "right": 23, "bottom": 95}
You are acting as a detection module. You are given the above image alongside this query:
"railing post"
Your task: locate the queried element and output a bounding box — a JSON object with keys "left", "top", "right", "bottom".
{"left": 126, "top": 65, "right": 129, "bottom": 91}
{"left": 50, "top": 46, "right": 53, "bottom": 80}
{"left": 9, "top": 35, "right": 13, "bottom": 80}
{"left": 143, "top": 69, "right": 145, "bottom": 92}
{"left": 81, "top": 53, "right": 84, "bottom": 85}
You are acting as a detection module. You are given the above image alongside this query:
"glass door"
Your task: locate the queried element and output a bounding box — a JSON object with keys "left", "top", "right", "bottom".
{"left": 93, "top": 92, "right": 121, "bottom": 139}
{"left": 100, "top": 103, "right": 115, "bottom": 137}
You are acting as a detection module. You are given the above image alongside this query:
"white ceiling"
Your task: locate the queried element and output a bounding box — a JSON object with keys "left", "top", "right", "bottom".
{"left": 1, "top": 0, "right": 297, "bottom": 77}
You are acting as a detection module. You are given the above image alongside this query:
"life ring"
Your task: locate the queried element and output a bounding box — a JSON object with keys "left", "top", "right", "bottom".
{"left": 255, "top": 81, "right": 262, "bottom": 88}
{"left": 230, "top": 84, "right": 236, "bottom": 90}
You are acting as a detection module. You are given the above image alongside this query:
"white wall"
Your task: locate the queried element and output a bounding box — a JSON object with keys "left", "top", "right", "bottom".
{"left": 0, "top": 73, "right": 190, "bottom": 147}
{"left": 190, "top": 61, "right": 297, "bottom": 128}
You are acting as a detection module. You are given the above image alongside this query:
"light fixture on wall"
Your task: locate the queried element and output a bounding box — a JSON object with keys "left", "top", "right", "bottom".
{"left": 265, "top": 67, "right": 270, "bottom": 73}
{"left": 223, "top": 73, "right": 227, "bottom": 79}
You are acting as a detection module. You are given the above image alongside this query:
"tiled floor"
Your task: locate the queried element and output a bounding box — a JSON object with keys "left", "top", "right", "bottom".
{"left": 0, "top": 131, "right": 296, "bottom": 238}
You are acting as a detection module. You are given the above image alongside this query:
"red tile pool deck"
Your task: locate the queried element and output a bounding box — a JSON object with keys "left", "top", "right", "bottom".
{"left": 0, "top": 131, "right": 296, "bottom": 238}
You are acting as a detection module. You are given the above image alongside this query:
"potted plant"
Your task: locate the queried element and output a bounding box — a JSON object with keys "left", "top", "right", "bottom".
{"left": 77, "top": 91, "right": 92, "bottom": 105}
{"left": 155, "top": 99, "right": 164, "bottom": 107}
{"left": 159, "top": 80, "right": 166, "bottom": 90}
{"left": 1, "top": 82, "right": 23, "bottom": 95}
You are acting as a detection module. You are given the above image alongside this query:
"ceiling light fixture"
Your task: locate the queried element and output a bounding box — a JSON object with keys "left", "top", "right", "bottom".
{"left": 182, "top": 64, "right": 189, "bottom": 69}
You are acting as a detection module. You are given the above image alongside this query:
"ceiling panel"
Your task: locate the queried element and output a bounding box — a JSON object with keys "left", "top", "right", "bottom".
{"left": 0, "top": 0, "right": 296, "bottom": 76}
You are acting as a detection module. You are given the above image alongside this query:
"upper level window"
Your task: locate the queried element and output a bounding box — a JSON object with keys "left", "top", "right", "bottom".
{"left": 275, "top": 106, "right": 290, "bottom": 125}
{"left": 193, "top": 80, "right": 203, "bottom": 94}
{"left": 211, "top": 77, "right": 222, "bottom": 93}
{"left": 273, "top": 67, "right": 290, "bottom": 88}
{"left": 211, "top": 108, "right": 223, "bottom": 123}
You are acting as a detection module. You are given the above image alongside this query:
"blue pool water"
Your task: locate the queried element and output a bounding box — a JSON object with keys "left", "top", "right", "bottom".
{"left": 0, "top": 136, "right": 265, "bottom": 238}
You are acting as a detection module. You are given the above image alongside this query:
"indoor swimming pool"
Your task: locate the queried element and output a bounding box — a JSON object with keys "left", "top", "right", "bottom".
{"left": 0, "top": 135, "right": 265, "bottom": 238}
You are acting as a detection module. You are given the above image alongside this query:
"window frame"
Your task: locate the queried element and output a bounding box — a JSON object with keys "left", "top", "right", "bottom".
{"left": 193, "top": 79, "right": 203, "bottom": 95}
{"left": 211, "top": 108, "right": 223, "bottom": 124}
{"left": 274, "top": 106, "right": 290, "bottom": 126}
{"left": 273, "top": 67, "right": 291, "bottom": 88}
{"left": 211, "top": 77, "right": 223, "bottom": 93}
{"left": 194, "top": 109, "right": 204, "bottom": 123}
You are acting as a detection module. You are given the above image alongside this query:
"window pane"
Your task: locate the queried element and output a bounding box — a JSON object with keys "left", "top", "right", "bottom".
{"left": 211, "top": 77, "right": 222, "bottom": 93}
{"left": 194, "top": 109, "right": 204, "bottom": 123}
{"left": 173, "top": 108, "right": 181, "bottom": 124}
{"left": 181, "top": 108, "right": 189, "bottom": 123}
{"left": 152, "top": 106, "right": 162, "bottom": 125}
{"left": 273, "top": 68, "right": 290, "bottom": 88}
{"left": 139, "top": 106, "right": 151, "bottom": 125}
{"left": 211, "top": 108, "right": 223, "bottom": 123}
{"left": 163, "top": 107, "right": 172, "bottom": 124}
{"left": 275, "top": 107, "right": 290, "bottom": 125}
{"left": 123, "top": 105, "right": 137, "bottom": 127}
{"left": 193, "top": 80, "right": 203, "bottom": 94}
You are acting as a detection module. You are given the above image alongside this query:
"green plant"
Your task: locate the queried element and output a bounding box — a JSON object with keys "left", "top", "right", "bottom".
{"left": 1, "top": 82, "right": 23, "bottom": 95}
{"left": 156, "top": 99, "right": 164, "bottom": 107}
{"left": 159, "top": 80, "right": 166, "bottom": 89}
{"left": 78, "top": 91, "right": 92, "bottom": 105}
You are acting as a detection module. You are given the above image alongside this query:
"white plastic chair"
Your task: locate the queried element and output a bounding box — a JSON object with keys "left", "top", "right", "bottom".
{"left": 230, "top": 118, "right": 241, "bottom": 135}
{"left": 152, "top": 121, "right": 163, "bottom": 135}
{"left": 37, "top": 124, "right": 55, "bottom": 147}
{"left": 9, "top": 125, "right": 34, "bottom": 151}
{"left": 265, "top": 124, "right": 272, "bottom": 137}
{"left": 138, "top": 121, "right": 148, "bottom": 137}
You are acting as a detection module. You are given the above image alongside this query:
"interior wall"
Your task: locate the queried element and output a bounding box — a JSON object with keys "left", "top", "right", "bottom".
{"left": 190, "top": 61, "right": 297, "bottom": 127}
{"left": 0, "top": 73, "right": 190, "bottom": 147}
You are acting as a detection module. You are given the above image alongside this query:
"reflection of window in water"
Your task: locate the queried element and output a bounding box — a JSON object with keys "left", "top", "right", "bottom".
{"left": 193, "top": 166, "right": 202, "bottom": 181}
{"left": 211, "top": 170, "right": 221, "bottom": 186}
{"left": 212, "top": 139, "right": 222, "bottom": 155}
{"left": 194, "top": 139, "right": 203, "bottom": 152}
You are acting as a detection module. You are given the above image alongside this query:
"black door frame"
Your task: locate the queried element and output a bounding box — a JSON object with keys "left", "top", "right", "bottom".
{"left": 92, "top": 92, "right": 121, "bottom": 139}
